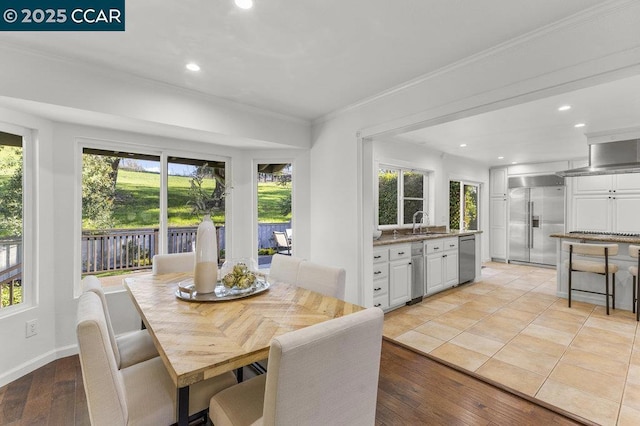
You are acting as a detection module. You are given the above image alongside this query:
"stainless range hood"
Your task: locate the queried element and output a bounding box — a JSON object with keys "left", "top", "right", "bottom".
{"left": 557, "top": 138, "right": 640, "bottom": 177}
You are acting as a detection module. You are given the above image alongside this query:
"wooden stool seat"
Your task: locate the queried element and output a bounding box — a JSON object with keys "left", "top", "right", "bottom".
{"left": 563, "top": 242, "right": 619, "bottom": 315}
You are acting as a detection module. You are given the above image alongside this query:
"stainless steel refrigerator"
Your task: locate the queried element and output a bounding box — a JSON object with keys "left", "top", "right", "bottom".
{"left": 508, "top": 175, "right": 565, "bottom": 266}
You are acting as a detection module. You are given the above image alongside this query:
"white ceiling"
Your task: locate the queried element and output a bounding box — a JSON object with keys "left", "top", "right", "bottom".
{"left": 2, "top": 0, "right": 637, "bottom": 164}
{"left": 396, "top": 74, "right": 640, "bottom": 167}
{"left": 1, "top": 0, "right": 604, "bottom": 120}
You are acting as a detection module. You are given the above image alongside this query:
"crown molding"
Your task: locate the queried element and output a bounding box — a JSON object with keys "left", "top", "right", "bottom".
{"left": 313, "top": 0, "right": 638, "bottom": 126}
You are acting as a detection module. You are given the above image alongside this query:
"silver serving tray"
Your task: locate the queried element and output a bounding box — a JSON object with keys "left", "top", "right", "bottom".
{"left": 175, "top": 278, "right": 270, "bottom": 302}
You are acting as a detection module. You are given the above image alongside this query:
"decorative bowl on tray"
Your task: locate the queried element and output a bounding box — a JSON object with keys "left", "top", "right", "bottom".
{"left": 218, "top": 258, "right": 259, "bottom": 295}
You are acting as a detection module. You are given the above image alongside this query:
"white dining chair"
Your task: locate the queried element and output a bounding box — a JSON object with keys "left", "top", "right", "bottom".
{"left": 81, "top": 275, "right": 158, "bottom": 369}
{"left": 296, "top": 260, "right": 346, "bottom": 300}
{"left": 77, "top": 291, "right": 237, "bottom": 426}
{"left": 268, "top": 254, "right": 303, "bottom": 285}
{"left": 152, "top": 252, "right": 195, "bottom": 275}
{"left": 209, "top": 307, "right": 384, "bottom": 426}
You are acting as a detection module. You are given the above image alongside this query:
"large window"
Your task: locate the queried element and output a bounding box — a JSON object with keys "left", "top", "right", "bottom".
{"left": 378, "top": 166, "right": 427, "bottom": 227}
{"left": 80, "top": 146, "right": 228, "bottom": 287}
{"left": 0, "top": 131, "right": 24, "bottom": 309}
{"left": 167, "top": 157, "right": 226, "bottom": 257}
{"left": 449, "top": 180, "right": 479, "bottom": 231}
{"left": 256, "top": 163, "right": 292, "bottom": 270}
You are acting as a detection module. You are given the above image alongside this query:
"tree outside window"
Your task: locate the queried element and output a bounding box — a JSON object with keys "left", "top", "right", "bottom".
{"left": 378, "top": 166, "right": 427, "bottom": 228}
{"left": 449, "top": 180, "right": 479, "bottom": 231}
{"left": 0, "top": 132, "right": 23, "bottom": 308}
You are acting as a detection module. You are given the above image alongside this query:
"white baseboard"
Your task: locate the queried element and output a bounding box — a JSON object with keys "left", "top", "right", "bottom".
{"left": 0, "top": 344, "right": 78, "bottom": 388}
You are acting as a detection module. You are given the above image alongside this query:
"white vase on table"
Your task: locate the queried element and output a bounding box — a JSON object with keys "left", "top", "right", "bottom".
{"left": 194, "top": 214, "right": 218, "bottom": 294}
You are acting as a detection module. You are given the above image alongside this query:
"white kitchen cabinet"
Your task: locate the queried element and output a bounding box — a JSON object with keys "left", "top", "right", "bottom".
{"left": 388, "top": 244, "right": 411, "bottom": 307}
{"left": 425, "top": 238, "right": 458, "bottom": 295}
{"left": 372, "top": 247, "right": 390, "bottom": 310}
{"left": 426, "top": 253, "right": 444, "bottom": 294}
{"left": 573, "top": 193, "right": 640, "bottom": 233}
{"left": 372, "top": 243, "right": 410, "bottom": 310}
{"left": 614, "top": 195, "right": 640, "bottom": 233}
{"left": 490, "top": 168, "right": 508, "bottom": 198}
{"left": 490, "top": 168, "right": 508, "bottom": 261}
{"left": 573, "top": 173, "right": 640, "bottom": 195}
{"left": 490, "top": 197, "right": 507, "bottom": 260}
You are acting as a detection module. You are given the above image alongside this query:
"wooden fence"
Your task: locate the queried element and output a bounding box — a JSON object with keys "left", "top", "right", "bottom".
{"left": 0, "top": 239, "right": 22, "bottom": 308}
{"left": 1, "top": 222, "right": 290, "bottom": 307}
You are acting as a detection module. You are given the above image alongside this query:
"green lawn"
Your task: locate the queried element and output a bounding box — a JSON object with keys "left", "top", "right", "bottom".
{"left": 257, "top": 182, "right": 292, "bottom": 223}
{"left": 85, "top": 170, "right": 291, "bottom": 229}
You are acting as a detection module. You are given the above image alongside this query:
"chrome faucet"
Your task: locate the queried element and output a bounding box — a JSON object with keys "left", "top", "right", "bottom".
{"left": 412, "top": 211, "right": 429, "bottom": 234}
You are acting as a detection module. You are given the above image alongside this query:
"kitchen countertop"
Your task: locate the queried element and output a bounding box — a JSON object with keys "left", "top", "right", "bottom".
{"left": 550, "top": 232, "right": 640, "bottom": 244}
{"left": 373, "top": 230, "right": 482, "bottom": 247}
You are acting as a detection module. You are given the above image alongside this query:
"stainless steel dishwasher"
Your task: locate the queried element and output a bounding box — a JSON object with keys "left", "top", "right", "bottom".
{"left": 459, "top": 235, "right": 476, "bottom": 284}
{"left": 408, "top": 242, "right": 425, "bottom": 305}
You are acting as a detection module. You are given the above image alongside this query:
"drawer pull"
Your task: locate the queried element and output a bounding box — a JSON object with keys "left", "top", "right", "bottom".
{"left": 434, "top": 247, "right": 440, "bottom": 250}
{"left": 374, "top": 271, "right": 382, "bottom": 275}
{"left": 374, "top": 255, "right": 382, "bottom": 259}
{"left": 443, "top": 254, "right": 447, "bottom": 258}
{"left": 374, "top": 303, "right": 382, "bottom": 308}
{"left": 449, "top": 244, "right": 455, "bottom": 247}
{"left": 397, "top": 251, "right": 405, "bottom": 255}
{"left": 374, "top": 287, "right": 382, "bottom": 291}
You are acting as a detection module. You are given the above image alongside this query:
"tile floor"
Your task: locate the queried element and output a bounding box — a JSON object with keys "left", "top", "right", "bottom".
{"left": 383, "top": 262, "right": 640, "bottom": 426}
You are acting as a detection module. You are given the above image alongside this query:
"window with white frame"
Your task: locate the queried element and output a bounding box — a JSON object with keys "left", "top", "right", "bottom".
{"left": 0, "top": 131, "right": 26, "bottom": 310}
{"left": 449, "top": 180, "right": 479, "bottom": 231}
{"left": 378, "top": 166, "right": 428, "bottom": 228}
{"left": 79, "top": 144, "right": 228, "bottom": 288}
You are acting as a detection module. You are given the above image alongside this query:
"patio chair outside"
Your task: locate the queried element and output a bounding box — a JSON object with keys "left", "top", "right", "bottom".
{"left": 273, "top": 231, "right": 291, "bottom": 255}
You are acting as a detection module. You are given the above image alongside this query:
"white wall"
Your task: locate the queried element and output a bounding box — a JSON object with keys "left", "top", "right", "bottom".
{"left": 310, "top": 1, "right": 640, "bottom": 307}
{"left": 0, "top": 108, "right": 56, "bottom": 386}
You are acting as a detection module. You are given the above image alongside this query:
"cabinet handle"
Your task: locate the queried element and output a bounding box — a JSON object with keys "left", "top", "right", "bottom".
{"left": 374, "top": 271, "right": 382, "bottom": 275}
{"left": 613, "top": 190, "right": 616, "bottom": 193}
{"left": 374, "top": 303, "right": 382, "bottom": 308}
{"left": 449, "top": 244, "right": 455, "bottom": 247}
{"left": 374, "top": 287, "right": 382, "bottom": 291}
{"left": 434, "top": 247, "right": 440, "bottom": 250}
{"left": 443, "top": 254, "right": 447, "bottom": 258}
{"left": 397, "top": 251, "right": 405, "bottom": 255}
{"left": 374, "top": 255, "right": 381, "bottom": 259}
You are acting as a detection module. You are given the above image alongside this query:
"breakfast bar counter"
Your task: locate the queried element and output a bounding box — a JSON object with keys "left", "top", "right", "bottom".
{"left": 550, "top": 232, "right": 640, "bottom": 311}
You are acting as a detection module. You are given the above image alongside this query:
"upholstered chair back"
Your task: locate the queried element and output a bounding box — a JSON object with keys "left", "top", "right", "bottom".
{"left": 152, "top": 252, "right": 195, "bottom": 275}
{"left": 77, "top": 291, "right": 128, "bottom": 425}
{"left": 268, "top": 254, "right": 303, "bottom": 284}
{"left": 296, "top": 261, "right": 346, "bottom": 300}
{"left": 262, "top": 307, "right": 383, "bottom": 425}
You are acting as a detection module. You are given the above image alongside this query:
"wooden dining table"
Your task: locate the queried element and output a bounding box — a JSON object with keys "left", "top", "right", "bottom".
{"left": 124, "top": 272, "right": 363, "bottom": 426}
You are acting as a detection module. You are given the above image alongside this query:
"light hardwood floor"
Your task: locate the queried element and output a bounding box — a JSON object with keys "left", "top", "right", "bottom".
{"left": 385, "top": 261, "right": 640, "bottom": 426}
{"left": 0, "top": 343, "right": 582, "bottom": 426}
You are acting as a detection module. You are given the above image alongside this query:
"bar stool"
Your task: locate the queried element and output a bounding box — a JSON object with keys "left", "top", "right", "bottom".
{"left": 564, "top": 242, "right": 619, "bottom": 315}
{"left": 629, "top": 245, "right": 640, "bottom": 321}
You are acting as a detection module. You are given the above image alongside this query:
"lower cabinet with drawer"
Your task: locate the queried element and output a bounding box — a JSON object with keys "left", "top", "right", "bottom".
{"left": 425, "top": 237, "right": 459, "bottom": 296}
{"left": 372, "top": 247, "right": 389, "bottom": 310}
{"left": 372, "top": 243, "right": 411, "bottom": 310}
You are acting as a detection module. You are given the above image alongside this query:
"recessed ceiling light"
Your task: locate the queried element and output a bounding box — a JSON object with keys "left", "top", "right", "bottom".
{"left": 574, "top": 123, "right": 586, "bottom": 128}
{"left": 234, "top": 0, "right": 253, "bottom": 9}
{"left": 186, "top": 63, "right": 200, "bottom": 72}
{"left": 511, "top": 161, "right": 518, "bottom": 165}
{"left": 558, "top": 105, "right": 572, "bottom": 111}
{"left": 460, "top": 144, "right": 467, "bottom": 147}
{"left": 498, "top": 156, "right": 504, "bottom": 160}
